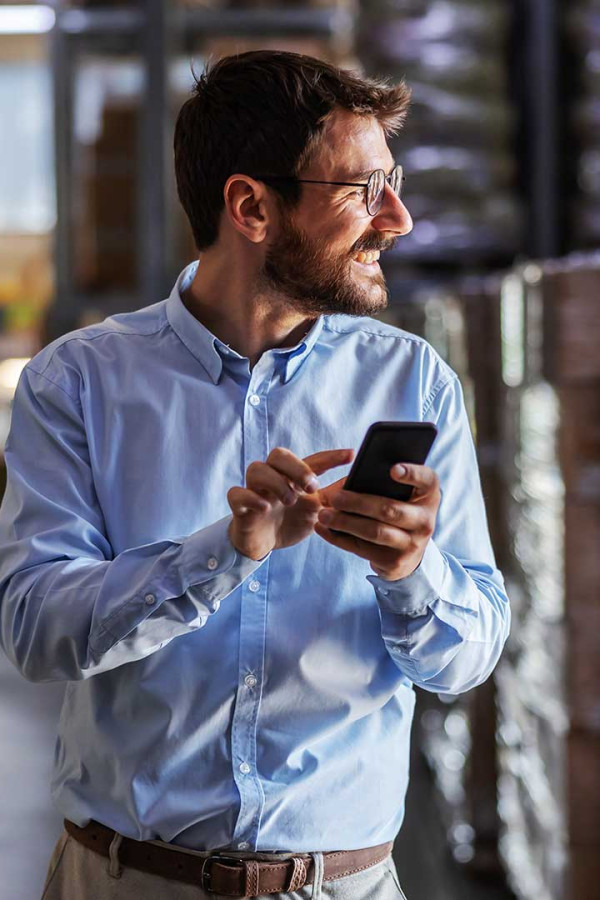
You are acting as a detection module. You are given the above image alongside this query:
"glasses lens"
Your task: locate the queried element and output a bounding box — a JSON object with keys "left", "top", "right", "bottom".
{"left": 389, "top": 165, "right": 404, "bottom": 198}
{"left": 367, "top": 169, "right": 385, "bottom": 215}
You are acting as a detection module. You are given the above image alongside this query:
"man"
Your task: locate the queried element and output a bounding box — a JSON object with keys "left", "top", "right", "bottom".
{"left": 0, "top": 51, "right": 510, "bottom": 899}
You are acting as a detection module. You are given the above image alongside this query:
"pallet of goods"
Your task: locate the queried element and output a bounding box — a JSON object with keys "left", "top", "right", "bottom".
{"left": 493, "top": 254, "right": 600, "bottom": 900}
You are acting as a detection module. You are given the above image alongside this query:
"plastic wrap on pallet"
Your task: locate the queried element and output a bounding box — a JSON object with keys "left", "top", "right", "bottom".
{"left": 566, "top": 2, "right": 600, "bottom": 247}
{"left": 494, "top": 264, "right": 568, "bottom": 900}
{"left": 495, "top": 254, "right": 600, "bottom": 900}
{"left": 358, "top": 0, "right": 522, "bottom": 262}
{"left": 378, "top": 284, "right": 473, "bottom": 396}
{"left": 385, "top": 197, "right": 524, "bottom": 261}
{"left": 360, "top": 0, "right": 511, "bottom": 47}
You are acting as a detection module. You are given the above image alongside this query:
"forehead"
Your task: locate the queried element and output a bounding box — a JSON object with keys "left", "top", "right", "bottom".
{"left": 304, "top": 108, "right": 394, "bottom": 180}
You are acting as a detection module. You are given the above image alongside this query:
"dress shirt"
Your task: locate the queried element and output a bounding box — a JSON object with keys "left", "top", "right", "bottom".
{"left": 0, "top": 260, "right": 510, "bottom": 852}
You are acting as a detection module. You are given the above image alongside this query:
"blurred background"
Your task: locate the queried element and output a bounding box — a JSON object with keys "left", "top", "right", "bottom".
{"left": 0, "top": 1, "right": 599, "bottom": 898}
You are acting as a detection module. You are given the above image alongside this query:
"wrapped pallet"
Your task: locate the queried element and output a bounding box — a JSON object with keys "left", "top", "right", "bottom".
{"left": 494, "top": 253, "right": 600, "bottom": 900}
{"left": 358, "top": 0, "right": 523, "bottom": 264}
{"left": 566, "top": 1, "right": 600, "bottom": 249}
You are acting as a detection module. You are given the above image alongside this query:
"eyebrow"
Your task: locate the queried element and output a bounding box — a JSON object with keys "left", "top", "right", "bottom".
{"left": 343, "top": 163, "right": 397, "bottom": 182}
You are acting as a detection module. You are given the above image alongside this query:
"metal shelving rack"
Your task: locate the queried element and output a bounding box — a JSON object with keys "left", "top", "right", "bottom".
{"left": 514, "top": 0, "right": 561, "bottom": 258}
{"left": 48, "top": 1, "right": 354, "bottom": 335}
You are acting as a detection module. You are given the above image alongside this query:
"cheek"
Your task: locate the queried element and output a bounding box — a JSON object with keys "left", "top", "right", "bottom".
{"left": 321, "top": 222, "right": 365, "bottom": 260}
{"left": 295, "top": 205, "right": 368, "bottom": 260}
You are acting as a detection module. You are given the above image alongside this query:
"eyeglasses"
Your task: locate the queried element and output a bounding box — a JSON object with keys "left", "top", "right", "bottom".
{"left": 251, "top": 164, "right": 405, "bottom": 216}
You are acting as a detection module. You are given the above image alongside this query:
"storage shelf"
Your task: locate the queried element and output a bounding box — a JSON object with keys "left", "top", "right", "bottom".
{"left": 57, "top": 7, "right": 144, "bottom": 36}
{"left": 57, "top": 5, "right": 352, "bottom": 39}
{"left": 178, "top": 6, "right": 353, "bottom": 38}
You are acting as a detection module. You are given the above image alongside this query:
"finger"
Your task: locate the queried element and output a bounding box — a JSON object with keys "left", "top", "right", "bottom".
{"left": 303, "top": 448, "right": 355, "bottom": 477}
{"left": 314, "top": 521, "right": 408, "bottom": 564}
{"left": 246, "top": 461, "right": 299, "bottom": 506}
{"left": 390, "top": 463, "right": 439, "bottom": 496}
{"left": 317, "top": 509, "right": 408, "bottom": 549}
{"left": 228, "top": 486, "right": 270, "bottom": 518}
{"left": 266, "top": 447, "right": 354, "bottom": 495}
{"left": 330, "top": 490, "right": 429, "bottom": 532}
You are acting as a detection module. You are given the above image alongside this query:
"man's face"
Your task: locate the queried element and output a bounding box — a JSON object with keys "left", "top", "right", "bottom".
{"left": 257, "top": 109, "right": 413, "bottom": 317}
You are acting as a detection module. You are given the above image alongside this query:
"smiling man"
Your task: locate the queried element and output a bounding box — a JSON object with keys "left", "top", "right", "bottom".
{"left": 0, "top": 51, "right": 510, "bottom": 900}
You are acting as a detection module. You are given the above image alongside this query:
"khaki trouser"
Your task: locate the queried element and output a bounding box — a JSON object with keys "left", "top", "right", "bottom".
{"left": 41, "top": 829, "right": 408, "bottom": 900}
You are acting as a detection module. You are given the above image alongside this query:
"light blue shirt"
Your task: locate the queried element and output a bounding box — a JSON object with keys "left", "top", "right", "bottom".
{"left": 0, "top": 261, "right": 510, "bottom": 852}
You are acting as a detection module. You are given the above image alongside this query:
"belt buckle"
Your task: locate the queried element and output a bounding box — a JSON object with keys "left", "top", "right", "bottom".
{"left": 201, "top": 853, "right": 244, "bottom": 893}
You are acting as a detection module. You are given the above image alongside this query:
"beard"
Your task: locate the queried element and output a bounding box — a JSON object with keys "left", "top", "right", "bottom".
{"left": 256, "top": 210, "right": 396, "bottom": 317}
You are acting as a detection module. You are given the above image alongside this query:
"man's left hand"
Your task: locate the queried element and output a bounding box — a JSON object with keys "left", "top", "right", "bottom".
{"left": 314, "top": 463, "right": 441, "bottom": 581}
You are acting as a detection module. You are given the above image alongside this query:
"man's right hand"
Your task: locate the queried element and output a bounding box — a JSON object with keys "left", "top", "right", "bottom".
{"left": 227, "top": 447, "right": 355, "bottom": 561}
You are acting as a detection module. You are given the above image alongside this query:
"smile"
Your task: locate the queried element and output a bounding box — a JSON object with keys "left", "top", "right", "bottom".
{"left": 351, "top": 250, "right": 381, "bottom": 264}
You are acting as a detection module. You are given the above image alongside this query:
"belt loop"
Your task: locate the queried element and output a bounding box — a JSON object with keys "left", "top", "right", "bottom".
{"left": 244, "top": 860, "right": 260, "bottom": 897}
{"left": 287, "top": 857, "right": 308, "bottom": 892}
{"left": 310, "top": 852, "right": 324, "bottom": 899}
{"left": 108, "top": 832, "right": 123, "bottom": 879}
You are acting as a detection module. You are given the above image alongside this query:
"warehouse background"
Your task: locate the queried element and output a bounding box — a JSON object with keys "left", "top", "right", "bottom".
{"left": 0, "top": 1, "right": 599, "bottom": 899}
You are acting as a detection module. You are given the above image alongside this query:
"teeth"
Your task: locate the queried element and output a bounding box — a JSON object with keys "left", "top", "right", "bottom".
{"left": 353, "top": 250, "right": 380, "bottom": 264}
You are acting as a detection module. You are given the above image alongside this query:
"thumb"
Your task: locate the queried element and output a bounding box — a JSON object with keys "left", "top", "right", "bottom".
{"left": 318, "top": 474, "right": 349, "bottom": 506}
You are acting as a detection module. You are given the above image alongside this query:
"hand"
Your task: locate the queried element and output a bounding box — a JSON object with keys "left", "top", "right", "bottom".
{"left": 314, "top": 463, "right": 441, "bottom": 580}
{"left": 227, "top": 447, "right": 355, "bottom": 561}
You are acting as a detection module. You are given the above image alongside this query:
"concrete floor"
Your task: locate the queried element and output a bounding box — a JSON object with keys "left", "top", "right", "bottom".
{"left": 0, "top": 652, "right": 64, "bottom": 900}
{"left": 0, "top": 652, "right": 514, "bottom": 900}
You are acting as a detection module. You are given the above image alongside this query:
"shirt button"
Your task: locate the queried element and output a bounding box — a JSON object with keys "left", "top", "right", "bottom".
{"left": 144, "top": 593, "right": 156, "bottom": 605}
{"left": 244, "top": 674, "right": 257, "bottom": 688}
{"left": 207, "top": 557, "right": 218, "bottom": 570}
{"left": 237, "top": 842, "right": 250, "bottom": 850}
{"left": 239, "top": 762, "right": 251, "bottom": 775}
{"left": 248, "top": 580, "right": 260, "bottom": 592}
{"left": 249, "top": 394, "right": 260, "bottom": 406}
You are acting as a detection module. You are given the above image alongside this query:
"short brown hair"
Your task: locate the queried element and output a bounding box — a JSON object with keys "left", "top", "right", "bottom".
{"left": 174, "top": 50, "right": 411, "bottom": 250}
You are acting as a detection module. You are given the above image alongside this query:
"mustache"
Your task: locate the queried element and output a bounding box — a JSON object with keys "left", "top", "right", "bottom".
{"left": 351, "top": 236, "right": 398, "bottom": 254}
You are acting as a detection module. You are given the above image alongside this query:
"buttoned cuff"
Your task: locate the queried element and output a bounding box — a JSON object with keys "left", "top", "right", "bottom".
{"left": 366, "top": 540, "right": 448, "bottom": 617}
{"left": 178, "top": 515, "right": 270, "bottom": 605}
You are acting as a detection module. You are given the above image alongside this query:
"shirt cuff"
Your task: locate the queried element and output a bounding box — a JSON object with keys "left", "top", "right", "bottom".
{"left": 177, "top": 514, "right": 271, "bottom": 605}
{"left": 366, "top": 539, "right": 447, "bottom": 617}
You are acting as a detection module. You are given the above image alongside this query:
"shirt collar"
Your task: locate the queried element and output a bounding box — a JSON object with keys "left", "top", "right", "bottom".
{"left": 166, "top": 261, "right": 324, "bottom": 384}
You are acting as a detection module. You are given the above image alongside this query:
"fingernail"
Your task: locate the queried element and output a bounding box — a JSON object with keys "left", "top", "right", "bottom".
{"left": 392, "top": 464, "right": 406, "bottom": 477}
{"left": 305, "top": 476, "right": 320, "bottom": 493}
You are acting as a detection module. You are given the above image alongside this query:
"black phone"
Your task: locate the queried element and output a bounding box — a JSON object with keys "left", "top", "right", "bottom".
{"left": 329, "top": 422, "right": 438, "bottom": 535}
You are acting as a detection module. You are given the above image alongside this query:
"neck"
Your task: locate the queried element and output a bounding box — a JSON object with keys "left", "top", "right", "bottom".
{"left": 182, "top": 251, "right": 317, "bottom": 369}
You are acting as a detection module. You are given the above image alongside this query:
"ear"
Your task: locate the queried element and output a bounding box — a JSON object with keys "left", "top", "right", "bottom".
{"left": 223, "top": 175, "right": 271, "bottom": 244}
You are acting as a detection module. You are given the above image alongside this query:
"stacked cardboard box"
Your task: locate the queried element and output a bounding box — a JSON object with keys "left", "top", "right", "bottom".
{"left": 541, "top": 258, "right": 600, "bottom": 899}
{"left": 382, "top": 254, "right": 600, "bottom": 896}
{"left": 75, "top": 98, "right": 139, "bottom": 295}
{"left": 493, "top": 254, "right": 600, "bottom": 900}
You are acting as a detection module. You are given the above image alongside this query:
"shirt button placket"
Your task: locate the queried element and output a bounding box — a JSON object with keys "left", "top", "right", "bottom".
{"left": 230, "top": 362, "right": 273, "bottom": 849}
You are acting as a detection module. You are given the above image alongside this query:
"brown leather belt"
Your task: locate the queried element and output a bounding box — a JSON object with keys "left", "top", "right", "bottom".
{"left": 65, "top": 819, "right": 393, "bottom": 896}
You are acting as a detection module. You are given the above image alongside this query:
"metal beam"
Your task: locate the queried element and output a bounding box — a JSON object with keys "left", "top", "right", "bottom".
{"left": 524, "top": 0, "right": 559, "bottom": 258}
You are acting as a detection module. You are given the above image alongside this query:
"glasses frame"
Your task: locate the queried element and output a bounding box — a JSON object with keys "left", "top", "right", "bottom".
{"left": 251, "top": 164, "right": 405, "bottom": 216}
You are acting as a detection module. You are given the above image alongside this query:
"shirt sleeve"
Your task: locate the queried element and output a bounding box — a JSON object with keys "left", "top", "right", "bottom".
{"left": 366, "top": 375, "right": 511, "bottom": 695}
{"left": 0, "top": 365, "right": 269, "bottom": 683}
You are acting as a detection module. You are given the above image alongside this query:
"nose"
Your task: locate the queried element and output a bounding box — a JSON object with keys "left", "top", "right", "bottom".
{"left": 371, "top": 182, "right": 413, "bottom": 236}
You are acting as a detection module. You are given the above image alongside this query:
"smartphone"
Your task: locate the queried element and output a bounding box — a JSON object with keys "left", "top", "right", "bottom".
{"left": 330, "top": 422, "right": 438, "bottom": 535}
